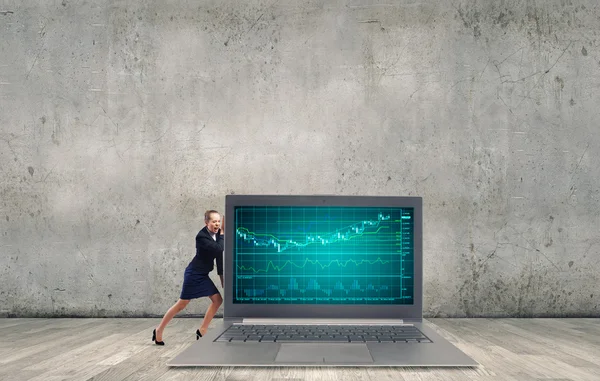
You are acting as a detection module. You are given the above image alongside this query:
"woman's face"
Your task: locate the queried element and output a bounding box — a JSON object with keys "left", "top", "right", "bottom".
{"left": 206, "top": 213, "right": 221, "bottom": 234}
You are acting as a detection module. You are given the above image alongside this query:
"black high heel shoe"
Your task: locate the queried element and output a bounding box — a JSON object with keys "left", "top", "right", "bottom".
{"left": 196, "top": 329, "right": 202, "bottom": 340}
{"left": 152, "top": 329, "right": 165, "bottom": 346}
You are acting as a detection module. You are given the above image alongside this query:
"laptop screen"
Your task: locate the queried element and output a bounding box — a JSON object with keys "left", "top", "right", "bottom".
{"left": 231, "top": 204, "right": 414, "bottom": 305}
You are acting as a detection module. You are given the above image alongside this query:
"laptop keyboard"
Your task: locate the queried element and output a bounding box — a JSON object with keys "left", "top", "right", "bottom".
{"left": 215, "top": 324, "right": 432, "bottom": 343}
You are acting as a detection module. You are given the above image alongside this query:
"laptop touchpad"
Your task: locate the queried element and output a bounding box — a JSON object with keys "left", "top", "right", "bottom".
{"left": 275, "top": 344, "right": 374, "bottom": 364}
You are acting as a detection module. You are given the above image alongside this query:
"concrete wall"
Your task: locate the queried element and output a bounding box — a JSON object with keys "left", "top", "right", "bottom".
{"left": 1, "top": 0, "right": 599, "bottom": 317}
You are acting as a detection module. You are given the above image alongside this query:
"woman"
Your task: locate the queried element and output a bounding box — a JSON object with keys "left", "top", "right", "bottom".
{"left": 152, "top": 210, "right": 224, "bottom": 345}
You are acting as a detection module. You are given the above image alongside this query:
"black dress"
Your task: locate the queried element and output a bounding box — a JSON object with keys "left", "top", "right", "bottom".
{"left": 179, "top": 226, "right": 224, "bottom": 299}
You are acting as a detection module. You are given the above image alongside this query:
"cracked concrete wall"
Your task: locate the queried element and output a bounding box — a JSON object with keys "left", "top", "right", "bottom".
{"left": 1, "top": 0, "right": 599, "bottom": 317}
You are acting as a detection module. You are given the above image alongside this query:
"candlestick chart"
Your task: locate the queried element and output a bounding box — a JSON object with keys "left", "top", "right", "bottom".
{"left": 232, "top": 206, "right": 414, "bottom": 305}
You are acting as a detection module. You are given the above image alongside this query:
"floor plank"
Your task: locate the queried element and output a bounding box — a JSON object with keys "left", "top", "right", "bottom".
{"left": 1, "top": 318, "right": 598, "bottom": 381}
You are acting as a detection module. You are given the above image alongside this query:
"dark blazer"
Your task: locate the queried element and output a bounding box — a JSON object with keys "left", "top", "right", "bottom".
{"left": 186, "top": 226, "right": 224, "bottom": 275}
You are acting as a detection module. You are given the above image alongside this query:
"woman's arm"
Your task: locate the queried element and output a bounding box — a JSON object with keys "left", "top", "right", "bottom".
{"left": 196, "top": 233, "right": 224, "bottom": 253}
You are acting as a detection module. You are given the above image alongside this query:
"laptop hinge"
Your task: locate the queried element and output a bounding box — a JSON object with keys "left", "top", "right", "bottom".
{"left": 241, "top": 318, "right": 405, "bottom": 325}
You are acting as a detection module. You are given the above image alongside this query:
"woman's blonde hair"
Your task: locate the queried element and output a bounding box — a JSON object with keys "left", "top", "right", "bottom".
{"left": 204, "top": 210, "right": 220, "bottom": 222}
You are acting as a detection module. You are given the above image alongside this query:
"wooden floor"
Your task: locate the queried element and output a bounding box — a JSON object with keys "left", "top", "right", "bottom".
{"left": 2, "top": 318, "right": 599, "bottom": 381}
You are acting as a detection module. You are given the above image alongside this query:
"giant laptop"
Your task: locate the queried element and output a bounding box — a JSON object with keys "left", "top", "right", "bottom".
{"left": 168, "top": 195, "right": 478, "bottom": 366}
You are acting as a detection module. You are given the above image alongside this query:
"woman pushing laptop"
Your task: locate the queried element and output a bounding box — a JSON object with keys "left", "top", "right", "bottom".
{"left": 152, "top": 210, "right": 224, "bottom": 345}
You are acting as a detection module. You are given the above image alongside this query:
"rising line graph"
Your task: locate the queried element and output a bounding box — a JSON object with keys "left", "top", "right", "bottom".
{"left": 235, "top": 212, "right": 392, "bottom": 253}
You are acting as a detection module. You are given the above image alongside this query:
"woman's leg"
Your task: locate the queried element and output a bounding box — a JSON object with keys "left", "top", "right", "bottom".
{"left": 199, "top": 293, "right": 223, "bottom": 336}
{"left": 156, "top": 299, "right": 190, "bottom": 341}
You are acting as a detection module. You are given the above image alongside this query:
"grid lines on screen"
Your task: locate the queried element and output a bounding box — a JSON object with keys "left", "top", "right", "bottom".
{"left": 232, "top": 206, "right": 414, "bottom": 305}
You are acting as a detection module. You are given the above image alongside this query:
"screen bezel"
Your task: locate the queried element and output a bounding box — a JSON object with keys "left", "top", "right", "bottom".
{"left": 223, "top": 195, "right": 423, "bottom": 320}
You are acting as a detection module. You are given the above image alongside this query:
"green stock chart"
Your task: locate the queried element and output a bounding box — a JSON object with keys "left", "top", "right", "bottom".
{"left": 232, "top": 206, "right": 414, "bottom": 304}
